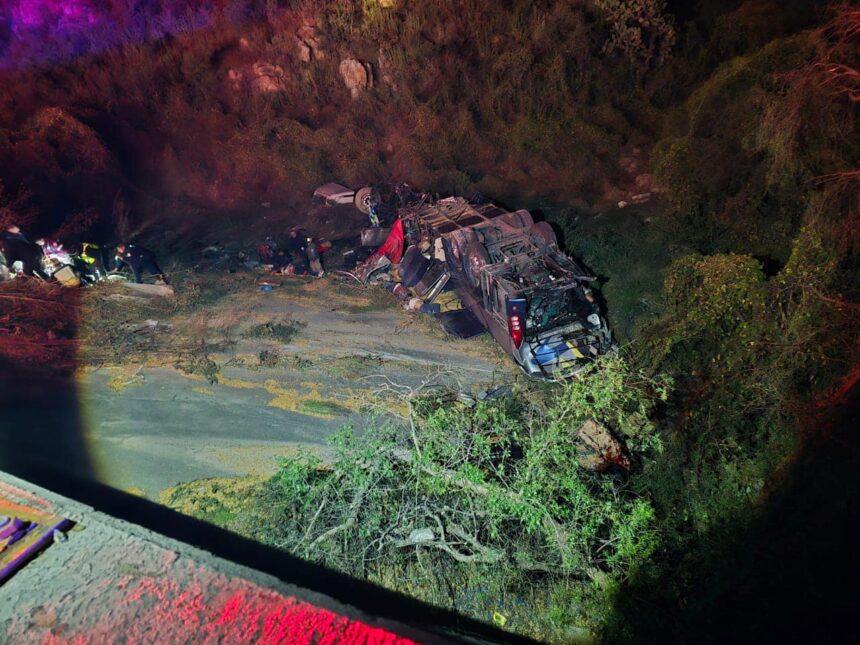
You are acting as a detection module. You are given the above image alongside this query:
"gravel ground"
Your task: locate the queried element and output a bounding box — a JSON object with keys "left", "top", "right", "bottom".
{"left": 77, "top": 274, "right": 514, "bottom": 500}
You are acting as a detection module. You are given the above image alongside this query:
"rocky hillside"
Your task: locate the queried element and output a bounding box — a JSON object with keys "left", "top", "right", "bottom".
{"left": 0, "top": 1, "right": 737, "bottom": 243}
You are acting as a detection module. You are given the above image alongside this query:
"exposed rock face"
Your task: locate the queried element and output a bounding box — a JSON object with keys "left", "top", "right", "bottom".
{"left": 576, "top": 419, "right": 631, "bottom": 472}
{"left": 227, "top": 62, "right": 287, "bottom": 94}
{"left": 339, "top": 59, "right": 373, "bottom": 98}
{"left": 250, "top": 62, "right": 287, "bottom": 93}
{"left": 296, "top": 15, "right": 324, "bottom": 62}
{"left": 296, "top": 39, "right": 312, "bottom": 63}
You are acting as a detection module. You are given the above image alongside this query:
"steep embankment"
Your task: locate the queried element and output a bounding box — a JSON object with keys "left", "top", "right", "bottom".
{"left": 1, "top": 0, "right": 677, "bottom": 243}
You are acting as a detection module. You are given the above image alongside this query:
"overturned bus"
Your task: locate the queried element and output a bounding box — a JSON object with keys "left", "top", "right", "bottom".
{"left": 397, "top": 197, "right": 613, "bottom": 380}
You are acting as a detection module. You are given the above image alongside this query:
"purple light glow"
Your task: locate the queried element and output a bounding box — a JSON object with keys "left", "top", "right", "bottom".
{"left": 12, "top": 0, "right": 98, "bottom": 27}
{"left": 0, "top": 1, "right": 276, "bottom": 71}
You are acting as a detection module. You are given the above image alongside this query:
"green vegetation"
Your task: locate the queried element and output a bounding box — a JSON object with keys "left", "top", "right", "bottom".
{"left": 77, "top": 272, "right": 244, "bottom": 366}
{"left": 245, "top": 319, "right": 306, "bottom": 343}
{"left": 546, "top": 204, "right": 671, "bottom": 341}
{"left": 257, "top": 348, "right": 282, "bottom": 368}
{"left": 168, "top": 357, "right": 668, "bottom": 640}
{"left": 290, "top": 355, "right": 315, "bottom": 371}
{"left": 320, "top": 354, "right": 385, "bottom": 378}
{"left": 0, "top": 0, "right": 679, "bottom": 238}
{"left": 161, "top": 477, "right": 264, "bottom": 530}
{"left": 296, "top": 399, "right": 352, "bottom": 417}
{"left": 175, "top": 341, "right": 222, "bottom": 384}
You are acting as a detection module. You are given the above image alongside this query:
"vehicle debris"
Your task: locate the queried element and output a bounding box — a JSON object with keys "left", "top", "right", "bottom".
{"left": 312, "top": 182, "right": 357, "bottom": 206}
{"left": 477, "top": 384, "right": 513, "bottom": 401}
{"left": 360, "top": 227, "right": 390, "bottom": 248}
{"left": 325, "top": 183, "right": 614, "bottom": 379}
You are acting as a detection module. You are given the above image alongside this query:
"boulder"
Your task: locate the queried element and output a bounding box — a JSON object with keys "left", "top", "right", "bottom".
{"left": 634, "top": 173, "right": 653, "bottom": 190}
{"left": 576, "top": 420, "right": 631, "bottom": 472}
{"left": 296, "top": 39, "right": 312, "bottom": 62}
{"left": 227, "top": 68, "right": 243, "bottom": 92}
{"left": 250, "top": 62, "right": 286, "bottom": 93}
{"left": 297, "top": 16, "right": 324, "bottom": 61}
{"left": 339, "top": 59, "right": 373, "bottom": 98}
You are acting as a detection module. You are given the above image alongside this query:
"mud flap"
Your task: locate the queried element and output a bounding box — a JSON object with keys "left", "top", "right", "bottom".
{"left": 436, "top": 309, "right": 485, "bottom": 339}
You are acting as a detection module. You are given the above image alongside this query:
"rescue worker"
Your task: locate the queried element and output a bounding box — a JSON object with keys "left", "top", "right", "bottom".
{"left": 114, "top": 243, "right": 169, "bottom": 284}
{"left": 0, "top": 225, "right": 44, "bottom": 277}
{"left": 76, "top": 242, "right": 105, "bottom": 282}
{"left": 277, "top": 227, "right": 307, "bottom": 275}
{"left": 35, "top": 238, "right": 72, "bottom": 277}
{"left": 36, "top": 238, "right": 69, "bottom": 262}
{"left": 80, "top": 242, "right": 101, "bottom": 265}
{"left": 285, "top": 227, "right": 307, "bottom": 259}
{"left": 306, "top": 237, "right": 324, "bottom": 277}
{"left": 3, "top": 225, "right": 29, "bottom": 242}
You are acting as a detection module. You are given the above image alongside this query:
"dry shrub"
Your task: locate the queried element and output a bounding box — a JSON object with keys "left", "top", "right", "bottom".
{"left": 0, "top": 279, "right": 79, "bottom": 368}
{"left": 0, "top": 181, "right": 40, "bottom": 231}
{"left": 53, "top": 207, "right": 100, "bottom": 240}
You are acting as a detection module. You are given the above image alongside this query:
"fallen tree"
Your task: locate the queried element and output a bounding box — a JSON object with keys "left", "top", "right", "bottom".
{"left": 260, "top": 357, "right": 669, "bottom": 592}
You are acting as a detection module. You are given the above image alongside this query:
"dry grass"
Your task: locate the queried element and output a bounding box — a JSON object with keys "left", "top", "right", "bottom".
{"left": 0, "top": 279, "right": 80, "bottom": 367}
{"left": 0, "top": 0, "right": 641, "bottom": 242}
{"left": 77, "top": 271, "right": 246, "bottom": 367}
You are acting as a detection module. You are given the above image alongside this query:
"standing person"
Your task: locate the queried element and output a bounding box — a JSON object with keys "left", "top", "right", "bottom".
{"left": 285, "top": 227, "right": 307, "bottom": 260}
{"left": 3, "top": 225, "right": 29, "bottom": 243}
{"left": 75, "top": 242, "right": 107, "bottom": 282}
{"left": 283, "top": 227, "right": 309, "bottom": 275}
{"left": 114, "top": 243, "right": 169, "bottom": 284}
{"left": 306, "top": 237, "right": 324, "bottom": 277}
{"left": 0, "top": 225, "right": 44, "bottom": 277}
